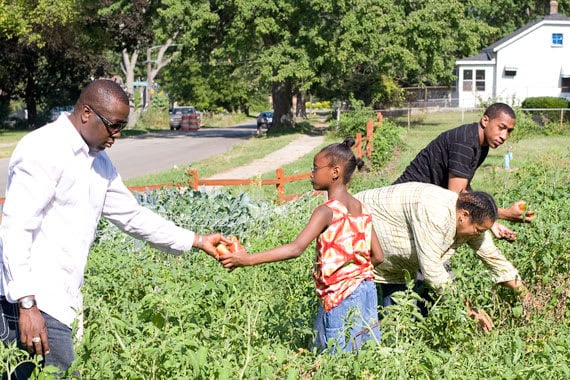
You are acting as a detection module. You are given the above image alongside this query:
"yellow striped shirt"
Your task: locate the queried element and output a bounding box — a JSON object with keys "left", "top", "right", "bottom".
{"left": 354, "top": 182, "right": 519, "bottom": 292}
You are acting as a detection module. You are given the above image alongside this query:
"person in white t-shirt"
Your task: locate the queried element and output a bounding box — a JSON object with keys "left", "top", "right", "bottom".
{"left": 0, "top": 79, "right": 228, "bottom": 378}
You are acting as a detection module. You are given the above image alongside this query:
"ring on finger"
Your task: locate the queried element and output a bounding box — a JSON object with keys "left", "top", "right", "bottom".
{"left": 31, "top": 337, "right": 41, "bottom": 343}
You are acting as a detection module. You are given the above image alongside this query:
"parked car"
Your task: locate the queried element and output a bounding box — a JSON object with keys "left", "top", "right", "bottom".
{"left": 50, "top": 106, "right": 74, "bottom": 122}
{"left": 169, "top": 106, "right": 197, "bottom": 130}
{"left": 256, "top": 111, "right": 273, "bottom": 130}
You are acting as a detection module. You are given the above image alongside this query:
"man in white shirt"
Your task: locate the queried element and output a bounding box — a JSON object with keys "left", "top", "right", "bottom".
{"left": 0, "top": 79, "right": 227, "bottom": 378}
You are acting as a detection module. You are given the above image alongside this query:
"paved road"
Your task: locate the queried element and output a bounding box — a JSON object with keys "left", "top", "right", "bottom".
{"left": 0, "top": 122, "right": 259, "bottom": 195}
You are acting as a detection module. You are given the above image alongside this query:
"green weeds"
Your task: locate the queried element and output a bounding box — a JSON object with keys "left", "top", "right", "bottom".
{"left": 3, "top": 114, "right": 570, "bottom": 378}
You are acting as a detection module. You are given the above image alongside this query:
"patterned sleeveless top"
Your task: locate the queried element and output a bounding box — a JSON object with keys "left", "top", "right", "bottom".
{"left": 313, "top": 199, "right": 375, "bottom": 312}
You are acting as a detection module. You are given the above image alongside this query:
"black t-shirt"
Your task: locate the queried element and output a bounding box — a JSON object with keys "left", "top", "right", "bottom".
{"left": 393, "top": 122, "right": 489, "bottom": 189}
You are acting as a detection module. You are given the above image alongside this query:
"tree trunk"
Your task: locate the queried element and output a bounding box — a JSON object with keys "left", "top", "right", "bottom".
{"left": 295, "top": 90, "right": 307, "bottom": 118}
{"left": 269, "top": 78, "right": 293, "bottom": 132}
{"left": 24, "top": 59, "right": 37, "bottom": 129}
{"left": 122, "top": 48, "right": 138, "bottom": 100}
{"left": 122, "top": 48, "right": 139, "bottom": 127}
{"left": 145, "top": 37, "right": 179, "bottom": 110}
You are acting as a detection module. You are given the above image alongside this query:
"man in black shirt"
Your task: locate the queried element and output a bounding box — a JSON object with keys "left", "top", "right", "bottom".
{"left": 394, "top": 102, "right": 534, "bottom": 240}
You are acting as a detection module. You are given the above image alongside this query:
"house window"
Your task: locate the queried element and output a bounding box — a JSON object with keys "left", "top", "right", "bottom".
{"left": 462, "top": 69, "right": 486, "bottom": 91}
{"left": 552, "top": 33, "right": 563, "bottom": 46}
{"left": 475, "top": 70, "right": 486, "bottom": 91}
{"left": 562, "top": 78, "right": 570, "bottom": 92}
{"left": 463, "top": 69, "right": 473, "bottom": 91}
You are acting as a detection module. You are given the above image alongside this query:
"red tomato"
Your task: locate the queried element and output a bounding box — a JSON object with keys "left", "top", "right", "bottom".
{"left": 216, "top": 243, "right": 232, "bottom": 257}
{"left": 228, "top": 236, "right": 243, "bottom": 253}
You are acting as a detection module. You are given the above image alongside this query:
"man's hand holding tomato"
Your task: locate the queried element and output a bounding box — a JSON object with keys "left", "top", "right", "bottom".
{"left": 194, "top": 233, "right": 232, "bottom": 260}
{"left": 215, "top": 236, "right": 249, "bottom": 269}
{"left": 500, "top": 200, "right": 536, "bottom": 223}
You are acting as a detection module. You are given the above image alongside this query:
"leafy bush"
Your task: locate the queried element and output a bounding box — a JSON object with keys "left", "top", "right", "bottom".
{"left": 330, "top": 97, "right": 375, "bottom": 138}
{"left": 521, "top": 96, "right": 568, "bottom": 110}
{"left": 521, "top": 96, "right": 569, "bottom": 126}
{"left": 510, "top": 108, "right": 570, "bottom": 141}
{"left": 369, "top": 120, "right": 405, "bottom": 170}
{"left": 150, "top": 90, "right": 169, "bottom": 111}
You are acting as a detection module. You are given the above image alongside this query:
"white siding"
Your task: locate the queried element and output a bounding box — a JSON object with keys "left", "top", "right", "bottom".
{"left": 495, "top": 23, "right": 570, "bottom": 104}
{"left": 455, "top": 18, "right": 570, "bottom": 108}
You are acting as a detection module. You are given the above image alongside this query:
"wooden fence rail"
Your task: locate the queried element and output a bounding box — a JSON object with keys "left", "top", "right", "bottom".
{"left": 187, "top": 167, "right": 313, "bottom": 202}
{"left": 0, "top": 116, "right": 381, "bottom": 205}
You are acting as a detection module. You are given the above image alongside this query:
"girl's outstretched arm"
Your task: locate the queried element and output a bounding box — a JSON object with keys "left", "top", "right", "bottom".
{"left": 220, "top": 205, "right": 332, "bottom": 270}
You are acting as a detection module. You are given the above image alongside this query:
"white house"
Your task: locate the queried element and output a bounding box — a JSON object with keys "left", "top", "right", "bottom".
{"left": 455, "top": 1, "right": 570, "bottom": 108}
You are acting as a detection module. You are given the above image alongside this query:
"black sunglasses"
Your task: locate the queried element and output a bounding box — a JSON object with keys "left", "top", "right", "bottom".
{"left": 86, "top": 105, "right": 128, "bottom": 136}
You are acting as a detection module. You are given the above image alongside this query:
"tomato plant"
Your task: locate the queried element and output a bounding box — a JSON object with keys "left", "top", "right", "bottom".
{"left": 3, "top": 130, "right": 570, "bottom": 379}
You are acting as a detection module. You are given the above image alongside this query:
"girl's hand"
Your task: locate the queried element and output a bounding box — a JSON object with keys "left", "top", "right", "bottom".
{"left": 219, "top": 248, "right": 250, "bottom": 270}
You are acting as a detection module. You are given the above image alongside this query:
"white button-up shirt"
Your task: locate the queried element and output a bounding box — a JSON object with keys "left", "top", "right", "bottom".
{"left": 0, "top": 114, "right": 195, "bottom": 327}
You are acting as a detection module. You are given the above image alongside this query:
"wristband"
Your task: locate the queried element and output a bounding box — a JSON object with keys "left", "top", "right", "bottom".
{"left": 196, "top": 234, "right": 203, "bottom": 249}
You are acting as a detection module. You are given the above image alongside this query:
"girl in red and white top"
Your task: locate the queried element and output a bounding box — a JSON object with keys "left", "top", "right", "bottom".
{"left": 221, "top": 137, "right": 384, "bottom": 353}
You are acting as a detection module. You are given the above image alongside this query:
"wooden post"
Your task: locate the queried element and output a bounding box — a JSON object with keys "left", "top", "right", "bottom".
{"left": 276, "top": 168, "right": 285, "bottom": 202}
{"left": 366, "top": 118, "right": 374, "bottom": 158}
{"left": 188, "top": 169, "right": 199, "bottom": 190}
{"left": 355, "top": 133, "right": 363, "bottom": 158}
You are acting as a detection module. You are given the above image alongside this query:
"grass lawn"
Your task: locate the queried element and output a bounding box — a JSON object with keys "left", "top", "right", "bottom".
{"left": 119, "top": 109, "right": 570, "bottom": 203}
{"left": 0, "top": 130, "right": 28, "bottom": 159}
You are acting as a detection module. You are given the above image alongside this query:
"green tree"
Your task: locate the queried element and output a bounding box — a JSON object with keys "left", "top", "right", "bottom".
{"left": 0, "top": 0, "right": 92, "bottom": 128}
{"left": 463, "top": 0, "right": 570, "bottom": 39}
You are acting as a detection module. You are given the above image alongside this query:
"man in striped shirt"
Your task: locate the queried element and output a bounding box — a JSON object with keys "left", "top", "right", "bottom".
{"left": 355, "top": 183, "right": 530, "bottom": 331}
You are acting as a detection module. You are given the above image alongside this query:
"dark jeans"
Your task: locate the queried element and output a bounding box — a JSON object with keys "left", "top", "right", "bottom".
{"left": 379, "top": 281, "right": 434, "bottom": 317}
{"left": 0, "top": 297, "right": 75, "bottom": 379}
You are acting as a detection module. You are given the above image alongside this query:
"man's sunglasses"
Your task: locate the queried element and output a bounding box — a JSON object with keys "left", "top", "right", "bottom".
{"left": 86, "top": 105, "right": 128, "bottom": 136}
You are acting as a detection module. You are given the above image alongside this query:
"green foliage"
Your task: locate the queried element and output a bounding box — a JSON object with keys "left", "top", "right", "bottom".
{"left": 151, "top": 90, "right": 170, "bottom": 112}
{"left": 305, "top": 101, "right": 331, "bottom": 110}
{"left": 521, "top": 97, "right": 570, "bottom": 127}
{"left": 328, "top": 96, "right": 404, "bottom": 172}
{"left": 130, "top": 188, "right": 274, "bottom": 240}
{"left": 521, "top": 97, "right": 569, "bottom": 110}
{"left": 5, "top": 132, "right": 570, "bottom": 377}
{"left": 330, "top": 97, "right": 374, "bottom": 138}
{"left": 511, "top": 108, "right": 570, "bottom": 141}
{"left": 369, "top": 120, "right": 405, "bottom": 170}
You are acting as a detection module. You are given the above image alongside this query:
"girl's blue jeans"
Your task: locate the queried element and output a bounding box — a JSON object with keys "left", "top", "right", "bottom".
{"left": 313, "top": 280, "right": 381, "bottom": 353}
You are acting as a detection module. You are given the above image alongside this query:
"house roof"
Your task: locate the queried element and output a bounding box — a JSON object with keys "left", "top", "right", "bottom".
{"left": 458, "top": 12, "right": 570, "bottom": 63}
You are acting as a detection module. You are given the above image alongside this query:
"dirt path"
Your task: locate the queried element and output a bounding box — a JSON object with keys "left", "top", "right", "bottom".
{"left": 206, "top": 134, "right": 326, "bottom": 179}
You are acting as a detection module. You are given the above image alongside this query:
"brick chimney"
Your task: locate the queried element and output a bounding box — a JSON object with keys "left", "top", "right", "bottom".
{"left": 550, "top": 0, "right": 558, "bottom": 15}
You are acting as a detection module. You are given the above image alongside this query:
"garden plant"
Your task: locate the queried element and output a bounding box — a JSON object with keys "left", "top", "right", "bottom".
{"left": 2, "top": 111, "right": 570, "bottom": 379}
